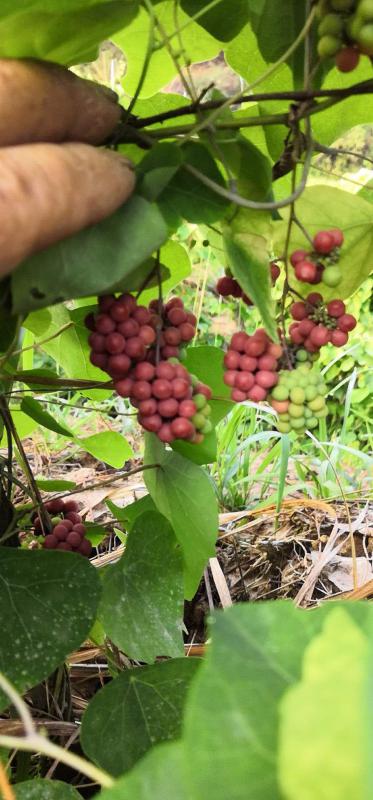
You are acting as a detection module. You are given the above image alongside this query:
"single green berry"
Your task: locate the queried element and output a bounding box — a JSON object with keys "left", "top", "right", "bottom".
{"left": 307, "top": 417, "right": 319, "bottom": 429}
{"left": 290, "top": 387, "right": 306, "bottom": 404}
{"left": 308, "top": 396, "right": 326, "bottom": 412}
{"left": 322, "top": 266, "right": 342, "bottom": 286}
{"left": 193, "top": 393, "right": 207, "bottom": 410}
{"left": 318, "top": 34, "right": 343, "bottom": 57}
{"left": 305, "top": 385, "right": 318, "bottom": 402}
{"left": 330, "top": 0, "right": 355, "bottom": 10}
{"left": 296, "top": 349, "right": 308, "bottom": 362}
{"left": 272, "top": 385, "right": 289, "bottom": 401}
{"left": 201, "top": 419, "right": 213, "bottom": 434}
{"left": 277, "top": 421, "right": 291, "bottom": 433}
{"left": 51, "top": 516, "right": 62, "bottom": 526}
{"left": 314, "top": 406, "right": 328, "bottom": 418}
{"left": 356, "top": 23, "right": 373, "bottom": 52}
{"left": 289, "top": 403, "right": 305, "bottom": 418}
{"left": 318, "top": 13, "right": 344, "bottom": 36}
{"left": 202, "top": 404, "right": 212, "bottom": 417}
{"left": 357, "top": 0, "right": 373, "bottom": 21}
{"left": 192, "top": 412, "right": 207, "bottom": 430}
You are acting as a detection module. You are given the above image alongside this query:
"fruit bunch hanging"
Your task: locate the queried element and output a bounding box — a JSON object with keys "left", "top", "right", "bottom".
{"left": 290, "top": 228, "right": 344, "bottom": 287}
{"left": 223, "top": 329, "right": 283, "bottom": 402}
{"left": 316, "top": 0, "right": 373, "bottom": 72}
{"left": 86, "top": 294, "right": 213, "bottom": 445}
{"left": 269, "top": 364, "right": 328, "bottom": 435}
{"left": 289, "top": 294, "right": 357, "bottom": 352}
{"left": 32, "top": 499, "right": 92, "bottom": 557}
{"left": 216, "top": 261, "right": 280, "bottom": 305}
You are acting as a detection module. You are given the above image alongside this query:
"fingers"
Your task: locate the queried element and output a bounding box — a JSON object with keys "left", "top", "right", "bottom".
{"left": 0, "top": 143, "right": 136, "bottom": 277}
{"left": 0, "top": 59, "right": 122, "bottom": 147}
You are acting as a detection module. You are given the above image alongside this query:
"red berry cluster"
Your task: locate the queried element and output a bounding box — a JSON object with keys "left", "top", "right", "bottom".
{"left": 216, "top": 262, "right": 280, "bottom": 306}
{"left": 85, "top": 295, "right": 196, "bottom": 385}
{"left": 223, "top": 329, "right": 283, "bottom": 402}
{"left": 147, "top": 297, "right": 196, "bottom": 361}
{"left": 290, "top": 228, "right": 343, "bottom": 287}
{"left": 112, "top": 359, "right": 212, "bottom": 444}
{"left": 289, "top": 294, "right": 357, "bottom": 353}
{"left": 33, "top": 499, "right": 92, "bottom": 557}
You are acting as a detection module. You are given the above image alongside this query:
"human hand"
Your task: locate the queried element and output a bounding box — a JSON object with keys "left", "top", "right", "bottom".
{"left": 0, "top": 58, "right": 135, "bottom": 278}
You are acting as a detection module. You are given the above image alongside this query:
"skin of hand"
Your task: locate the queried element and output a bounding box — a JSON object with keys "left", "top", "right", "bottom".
{"left": 0, "top": 58, "right": 136, "bottom": 278}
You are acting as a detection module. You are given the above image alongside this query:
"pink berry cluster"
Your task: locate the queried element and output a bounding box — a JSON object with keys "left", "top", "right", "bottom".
{"left": 223, "top": 329, "right": 283, "bottom": 403}
{"left": 112, "top": 359, "right": 212, "bottom": 444}
{"left": 33, "top": 499, "right": 92, "bottom": 557}
{"left": 290, "top": 228, "right": 344, "bottom": 288}
{"left": 217, "top": 262, "right": 280, "bottom": 305}
{"left": 85, "top": 294, "right": 196, "bottom": 385}
{"left": 289, "top": 294, "right": 357, "bottom": 353}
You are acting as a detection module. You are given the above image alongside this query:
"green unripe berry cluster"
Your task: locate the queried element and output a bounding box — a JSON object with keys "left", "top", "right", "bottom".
{"left": 270, "top": 364, "right": 328, "bottom": 436}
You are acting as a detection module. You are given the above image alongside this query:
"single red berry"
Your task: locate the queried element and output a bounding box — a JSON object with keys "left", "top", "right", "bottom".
{"left": 290, "top": 249, "right": 308, "bottom": 267}
{"left": 327, "top": 299, "right": 345, "bottom": 318}
{"left": 247, "top": 385, "right": 267, "bottom": 402}
{"left": 230, "top": 332, "right": 248, "bottom": 352}
{"left": 65, "top": 511, "right": 81, "bottom": 525}
{"left": 153, "top": 379, "right": 172, "bottom": 399}
{"left": 138, "top": 398, "right": 158, "bottom": 416}
{"left": 328, "top": 228, "right": 344, "bottom": 247}
{"left": 139, "top": 325, "right": 156, "bottom": 345}
{"left": 224, "top": 350, "right": 240, "bottom": 370}
{"left": 313, "top": 230, "right": 335, "bottom": 254}
{"left": 57, "top": 542, "right": 73, "bottom": 551}
{"left": 270, "top": 262, "right": 281, "bottom": 282}
{"left": 330, "top": 329, "right": 348, "bottom": 347}
{"left": 295, "top": 260, "right": 318, "bottom": 283}
{"left": 290, "top": 302, "right": 308, "bottom": 320}
{"left": 164, "top": 327, "right": 182, "bottom": 346}
{"left": 98, "top": 294, "right": 115, "bottom": 312}
{"left": 79, "top": 539, "right": 93, "bottom": 557}
{"left": 195, "top": 383, "right": 212, "bottom": 399}
{"left": 179, "top": 322, "right": 195, "bottom": 342}
{"left": 88, "top": 332, "right": 106, "bottom": 353}
{"left": 131, "top": 380, "right": 152, "bottom": 401}
{"left": 95, "top": 314, "right": 116, "bottom": 335}
{"left": 306, "top": 292, "right": 323, "bottom": 306}
{"left": 110, "top": 301, "right": 130, "bottom": 323}
{"left": 178, "top": 400, "right": 197, "bottom": 418}
{"left": 118, "top": 293, "right": 137, "bottom": 313}
{"left": 337, "top": 314, "right": 356, "bottom": 333}
{"left": 309, "top": 325, "right": 330, "bottom": 347}
{"left": 53, "top": 524, "right": 69, "bottom": 541}
{"left": 157, "top": 423, "right": 175, "bottom": 443}
{"left": 73, "top": 523, "right": 86, "bottom": 537}
{"left": 140, "top": 414, "right": 163, "bottom": 432}
{"left": 117, "top": 318, "right": 139, "bottom": 338}
{"left": 167, "top": 307, "right": 188, "bottom": 326}
{"left": 44, "top": 534, "right": 58, "bottom": 549}
{"left": 230, "top": 280, "right": 243, "bottom": 298}
{"left": 46, "top": 498, "right": 65, "bottom": 514}
{"left": 297, "top": 319, "right": 315, "bottom": 337}
{"left": 107, "top": 354, "right": 131, "bottom": 376}
{"left": 289, "top": 325, "right": 304, "bottom": 345}
{"left": 303, "top": 338, "right": 320, "bottom": 353}
{"left": 161, "top": 345, "right": 180, "bottom": 359}
{"left": 245, "top": 338, "right": 267, "bottom": 357}
{"left": 256, "top": 370, "right": 278, "bottom": 389}
{"left": 165, "top": 297, "right": 184, "bottom": 312}
{"left": 133, "top": 362, "right": 155, "bottom": 381}
{"left": 235, "top": 372, "right": 255, "bottom": 392}
{"left": 67, "top": 532, "right": 82, "bottom": 548}
{"left": 155, "top": 362, "right": 176, "bottom": 380}
{"left": 133, "top": 306, "right": 151, "bottom": 325}
{"left": 173, "top": 379, "right": 190, "bottom": 399}
{"left": 174, "top": 364, "right": 189, "bottom": 380}
{"left": 125, "top": 338, "right": 146, "bottom": 360}
{"left": 231, "top": 388, "right": 247, "bottom": 402}
{"left": 157, "top": 398, "right": 179, "bottom": 418}
{"left": 90, "top": 352, "right": 108, "bottom": 371}
{"left": 224, "top": 370, "right": 238, "bottom": 387}
{"left": 335, "top": 47, "right": 360, "bottom": 73}
{"left": 258, "top": 354, "right": 277, "bottom": 371}
{"left": 171, "top": 417, "right": 195, "bottom": 439}
{"left": 239, "top": 355, "right": 257, "bottom": 372}
{"left": 267, "top": 343, "right": 283, "bottom": 359}
{"left": 61, "top": 519, "right": 73, "bottom": 532}
{"left": 309, "top": 264, "right": 324, "bottom": 285}
{"left": 186, "top": 312, "right": 197, "bottom": 326}
{"left": 105, "top": 332, "right": 125, "bottom": 354}
{"left": 216, "top": 276, "right": 237, "bottom": 297}
{"left": 115, "top": 377, "right": 134, "bottom": 397}
{"left": 64, "top": 500, "right": 79, "bottom": 513}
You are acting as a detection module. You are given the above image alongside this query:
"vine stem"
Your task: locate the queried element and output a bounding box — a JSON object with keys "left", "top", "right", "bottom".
{"left": 0, "top": 673, "right": 114, "bottom": 789}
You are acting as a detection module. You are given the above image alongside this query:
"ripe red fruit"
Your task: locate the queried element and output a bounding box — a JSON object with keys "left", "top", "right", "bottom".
{"left": 110, "top": 301, "right": 130, "bottom": 323}
{"left": 230, "top": 280, "right": 243, "bottom": 298}
{"left": 174, "top": 364, "right": 189, "bottom": 380}
{"left": 224, "top": 370, "right": 238, "bottom": 387}
{"left": 267, "top": 343, "right": 283, "bottom": 359}
{"left": 295, "top": 260, "right": 318, "bottom": 283}
{"left": 327, "top": 299, "right": 345, "bottom": 318}
{"left": 84, "top": 313, "right": 96, "bottom": 331}
{"left": 62, "top": 519, "right": 73, "bottom": 532}
{"left": 65, "top": 511, "right": 81, "bottom": 524}
{"left": 239, "top": 355, "right": 257, "bottom": 372}
{"left": 134, "top": 362, "right": 155, "bottom": 381}
{"left": 157, "top": 398, "right": 179, "bottom": 417}
{"left": 270, "top": 262, "right": 281, "bottom": 282}
{"left": 73, "top": 524, "right": 86, "bottom": 537}
{"left": 335, "top": 47, "right": 360, "bottom": 73}
{"left": 330, "top": 329, "right": 348, "bottom": 347}
{"left": 67, "top": 532, "right": 82, "bottom": 548}
{"left": 306, "top": 292, "right": 323, "bottom": 306}
{"left": 118, "top": 293, "right": 137, "bottom": 313}
{"left": 79, "top": 539, "right": 93, "bottom": 557}
{"left": 95, "top": 314, "right": 115, "bottom": 334}
{"left": 164, "top": 327, "right": 182, "bottom": 346}
{"left": 328, "top": 228, "right": 344, "bottom": 247}
{"left": 166, "top": 297, "right": 184, "bottom": 311}
{"left": 117, "top": 319, "right": 139, "bottom": 338}
{"left": 171, "top": 417, "right": 195, "bottom": 439}
{"left": 107, "top": 354, "right": 131, "bottom": 376}
{"left": 133, "top": 306, "right": 151, "bottom": 325}
{"left": 290, "top": 302, "right": 308, "bottom": 320}
{"left": 153, "top": 379, "right": 172, "bottom": 399}
{"left": 224, "top": 350, "right": 240, "bottom": 369}
{"left": 247, "top": 385, "right": 267, "bottom": 402}
{"left": 167, "top": 307, "right": 188, "bottom": 326}
{"left": 230, "top": 332, "right": 248, "bottom": 352}
{"left": 139, "top": 325, "right": 156, "bottom": 345}
{"left": 105, "top": 332, "right": 125, "bottom": 354}
{"left": 187, "top": 312, "right": 197, "bottom": 326}
{"left": 172, "top": 379, "right": 190, "bottom": 399}
{"left": 140, "top": 414, "right": 163, "bottom": 432}
{"left": 298, "top": 318, "right": 315, "bottom": 337}
{"left": 44, "top": 534, "right": 58, "bottom": 549}
{"left": 161, "top": 346, "right": 180, "bottom": 359}
{"left": 303, "top": 338, "right": 319, "bottom": 353}
{"left": 313, "top": 231, "right": 335, "bottom": 254}
{"left": 309, "top": 325, "right": 330, "bottom": 347}
{"left": 235, "top": 372, "right": 255, "bottom": 392}
{"left": 125, "top": 338, "right": 146, "bottom": 360}
{"left": 256, "top": 370, "right": 278, "bottom": 389}
{"left": 88, "top": 332, "right": 106, "bottom": 353}
{"left": 90, "top": 352, "right": 108, "bottom": 370}
{"left": 245, "top": 338, "right": 267, "bottom": 357}
{"left": 258, "top": 354, "right": 277, "bottom": 371}
{"left": 138, "top": 398, "right": 158, "bottom": 416}
{"left": 178, "top": 400, "right": 197, "bottom": 418}
{"left": 216, "top": 276, "right": 237, "bottom": 296}
{"left": 179, "top": 323, "right": 195, "bottom": 342}
{"left": 46, "top": 498, "right": 65, "bottom": 514}
{"left": 231, "top": 388, "right": 247, "bottom": 402}
{"left": 64, "top": 500, "right": 79, "bottom": 513}
{"left": 158, "top": 423, "right": 175, "bottom": 443}
{"left": 115, "top": 377, "right": 134, "bottom": 397}
{"left": 289, "top": 325, "right": 304, "bottom": 345}
{"left": 337, "top": 314, "right": 357, "bottom": 333}
{"left": 57, "top": 542, "right": 72, "bottom": 551}
{"left": 156, "top": 362, "right": 176, "bottom": 380}
{"left": 290, "top": 249, "right": 308, "bottom": 267}
{"left": 195, "top": 383, "right": 212, "bottom": 399}
{"left": 98, "top": 295, "right": 115, "bottom": 312}
{"left": 54, "top": 524, "right": 68, "bottom": 541}
{"left": 131, "top": 380, "right": 152, "bottom": 401}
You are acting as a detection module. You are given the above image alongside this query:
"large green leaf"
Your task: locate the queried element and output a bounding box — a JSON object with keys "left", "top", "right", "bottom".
{"left": 144, "top": 436, "right": 217, "bottom": 598}
{"left": 11, "top": 196, "right": 168, "bottom": 314}
{"left": 114, "top": 2, "right": 222, "bottom": 98}
{"left": 97, "top": 741, "right": 188, "bottom": 800}
{"left": 0, "top": 549, "right": 100, "bottom": 711}
{"left": 223, "top": 209, "right": 277, "bottom": 340}
{"left": 274, "top": 186, "right": 373, "bottom": 300}
{"left": 180, "top": 0, "right": 249, "bottom": 41}
{"left": 172, "top": 346, "right": 233, "bottom": 466}
{"left": 246, "top": 1, "right": 309, "bottom": 88}
{"left": 99, "top": 511, "right": 184, "bottom": 662}
{"left": 107, "top": 494, "right": 156, "bottom": 528}
{"left": 78, "top": 431, "right": 133, "bottom": 468}
{"left": 81, "top": 658, "right": 200, "bottom": 776}
{"left": 0, "top": 1, "right": 138, "bottom": 65}
{"left": 311, "top": 60, "right": 373, "bottom": 146}
{"left": 279, "top": 609, "right": 369, "bottom": 800}
{"left": 15, "top": 780, "right": 80, "bottom": 799}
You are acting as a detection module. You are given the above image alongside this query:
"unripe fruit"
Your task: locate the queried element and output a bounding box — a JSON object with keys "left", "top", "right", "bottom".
{"left": 327, "top": 299, "right": 345, "bottom": 317}
{"left": 322, "top": 266, "right": 342, "bottom": 287}
{"left": 358, "top": 0, "right": 373, "bottom": 20}
{"left": 295, "top": 260, "right": 318, "bottom": 282}
{"left": 330, "top": 0, "right": 354, "bottom": 10}
{"left": 337, "top": 313, "right": 357, "bottom": 332}
{"left": 335, "top": 47, "right": 360, "bottom": 72}
{"left": 290, "top": 387, "right": 306, "bottom": 405}
{"left": 313, "top": 230, "right": 335, "bottom": 254}
{"left": 193, "top": 393, "right": 207, "bottom": 410}
{"left": 201, "top": 419, "right": 213, "bottom": 435}
{"left": 356, "top": 24, "right": 373, "bottom": 54}
{"left": 330, "top": 329, "right": 348, "bottom": 346}
{"left": 291, "top": 302, "right": 308, "bottom": 320}
{"left": 317, "top": 35, "right": 342, "bottom": 57}
{"left": 192, "top": 412, "right": 207, "bottom": 429}
{"left": 290, "top": 249, "right": 308, "bottom": 267}
{"left": 308, "top": 396, "right": 325, "bottom": 412}
{"left": 318, "top": 13, "right": 344, "bottom": 36}
{"left": 288, "top": 403, "right": 305, "bottom": 419}
{"left": 272, "top": 385, "right": 289, "bottom": 401}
